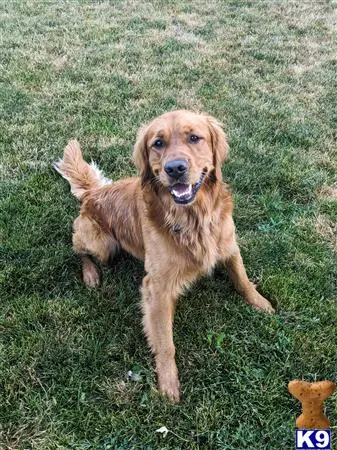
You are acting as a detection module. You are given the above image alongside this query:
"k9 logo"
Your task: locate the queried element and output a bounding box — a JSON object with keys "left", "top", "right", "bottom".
{"left": 295, "top": 429, "right": 331, "bottom": 449}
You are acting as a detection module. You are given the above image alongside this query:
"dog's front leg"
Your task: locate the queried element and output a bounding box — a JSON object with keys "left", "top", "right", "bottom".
{"left": 141, "top": 274, "right": 180, "bottom": 402}
{"left": 225, "top": 244, "right": 275, "bottom": 313}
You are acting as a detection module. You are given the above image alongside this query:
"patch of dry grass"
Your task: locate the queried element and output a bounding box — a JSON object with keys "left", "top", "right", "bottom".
{"left": 316, "top": 214, "right": 337, "bottom": 247}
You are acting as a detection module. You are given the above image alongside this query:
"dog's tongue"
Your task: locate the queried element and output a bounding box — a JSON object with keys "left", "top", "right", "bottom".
{"left": 171, "top": 183, "right": 192, "bottom": 198}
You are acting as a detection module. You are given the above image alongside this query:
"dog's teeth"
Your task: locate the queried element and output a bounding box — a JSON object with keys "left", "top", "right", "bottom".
{"left": 172, "top": 184, "right": 192, "bottom": 197}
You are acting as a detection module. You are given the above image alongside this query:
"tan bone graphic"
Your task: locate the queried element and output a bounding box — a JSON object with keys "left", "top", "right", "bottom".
{"left": 288, "top": 380, "right": 336, "bottom": 429}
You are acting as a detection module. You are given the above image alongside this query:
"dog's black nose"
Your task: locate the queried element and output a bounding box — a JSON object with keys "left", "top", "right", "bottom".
{"left": 164, "top": 159, "right": 188, "bottom": 179}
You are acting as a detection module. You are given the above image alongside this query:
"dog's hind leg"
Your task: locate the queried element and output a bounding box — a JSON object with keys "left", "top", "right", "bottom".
{"left": 72, "top": 215, "right": 118, "bottom": 287}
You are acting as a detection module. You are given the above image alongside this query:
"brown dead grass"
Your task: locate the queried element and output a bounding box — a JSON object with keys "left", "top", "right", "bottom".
{"left": 316, "top": 214, "right": 337, "bottom": 247}
{"left": 319, "top": 185, "right": 337, "bottom": 200}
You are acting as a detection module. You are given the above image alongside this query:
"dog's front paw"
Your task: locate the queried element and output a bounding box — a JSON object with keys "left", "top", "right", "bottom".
{"left": 247, "top": 291, "right": 275, "bottom": 313}
{"left": 157, "top": 360, "right": 180, "bottom": 402}
{"left": 158, "top": 374, "right": 180, "bottom": 403}
{"left": 83, "top": 266, "right": 100, "bottom": 288}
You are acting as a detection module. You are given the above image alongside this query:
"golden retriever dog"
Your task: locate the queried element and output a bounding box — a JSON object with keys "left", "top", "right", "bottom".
{"left": 55, "top": 110, "right": 274, "bottom": 402}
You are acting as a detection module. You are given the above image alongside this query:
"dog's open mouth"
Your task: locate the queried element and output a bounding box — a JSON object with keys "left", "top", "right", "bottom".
{"left": 168, "top": 172, "right": 206, "bottom": 205}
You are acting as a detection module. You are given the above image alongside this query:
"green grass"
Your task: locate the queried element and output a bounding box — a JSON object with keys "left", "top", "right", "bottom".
{"left": 1, "top": 1, "right": 337, "bottom": 448}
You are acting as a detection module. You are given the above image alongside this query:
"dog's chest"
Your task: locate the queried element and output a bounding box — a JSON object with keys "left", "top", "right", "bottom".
{"left": 166, "top": 212, "right": 221, "bottom": 272}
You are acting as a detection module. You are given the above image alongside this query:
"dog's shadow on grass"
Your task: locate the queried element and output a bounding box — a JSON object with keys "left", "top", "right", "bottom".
{"left": 80, "top": 256, "right": 276, "bottom": 382}
{"left": 48, "top": 252, "right": 238, "bottom": 367}
{"left": 51, "top": 250, "right": 276, "bottom": 363}
{"left": 12, "top": 244, "right": 285, "bottom": 411}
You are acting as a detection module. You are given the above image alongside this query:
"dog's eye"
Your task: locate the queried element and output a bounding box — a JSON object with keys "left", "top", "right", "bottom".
{"left": 153, "top": 139, "right": 164, "bottom": 149}
{"left": 189, "top": 134, "right": 200, "bottom": 143}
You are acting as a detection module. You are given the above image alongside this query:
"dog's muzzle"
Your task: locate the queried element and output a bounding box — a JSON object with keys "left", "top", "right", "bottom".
{"left": 168, "top": 171, "right": 206, "bottom": 205}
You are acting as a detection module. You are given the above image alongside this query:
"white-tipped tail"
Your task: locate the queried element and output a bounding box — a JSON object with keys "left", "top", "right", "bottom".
{"left": 54, "top": 140, "right": 111, "bottom": 200}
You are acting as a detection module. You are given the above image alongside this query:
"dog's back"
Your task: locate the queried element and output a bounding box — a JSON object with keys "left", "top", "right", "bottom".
{"left": 55, "top": 140, "right": 145, "bottom": 261}
{"left": 80, "top": 178, "right": 145, "bottom": 260}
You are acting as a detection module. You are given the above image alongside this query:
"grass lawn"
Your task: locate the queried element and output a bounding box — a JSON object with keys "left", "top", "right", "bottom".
{"left": 1, "top": 1, "right": 337, "bottom": 448}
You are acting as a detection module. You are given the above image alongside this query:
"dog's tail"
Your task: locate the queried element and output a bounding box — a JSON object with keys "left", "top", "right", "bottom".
{"left": 54, "top": 140, "right": 111, "bottom": 200}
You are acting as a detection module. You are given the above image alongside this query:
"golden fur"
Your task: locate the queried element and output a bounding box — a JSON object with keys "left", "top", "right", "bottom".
{"left": 55, "top": 110, "right": 274, "bottom": 402}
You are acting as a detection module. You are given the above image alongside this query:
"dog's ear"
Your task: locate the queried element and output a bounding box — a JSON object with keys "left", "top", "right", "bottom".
{"left": 205, "top": 115, "right": 229, "bottom": 179}
{"left": 133, "top": 123, "right": 153, "bottom": 184}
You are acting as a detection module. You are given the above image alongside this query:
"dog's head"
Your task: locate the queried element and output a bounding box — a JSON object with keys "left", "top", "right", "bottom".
{"left": 133, "top": 110, "right": 228, "bottom": 205}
